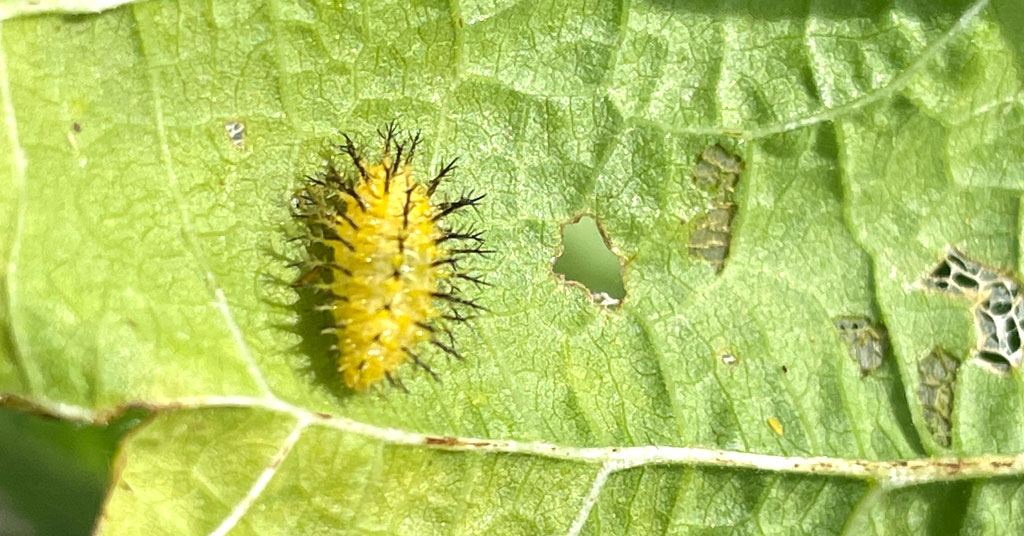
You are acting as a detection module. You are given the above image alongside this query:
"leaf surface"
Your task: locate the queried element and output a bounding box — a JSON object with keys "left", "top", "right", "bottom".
{"left": 2, "top": 0, "right": 1024, "bottom": 534}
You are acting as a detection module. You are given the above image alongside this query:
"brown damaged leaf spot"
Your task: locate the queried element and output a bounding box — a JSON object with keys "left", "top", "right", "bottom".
{"left": 917, "top": 347, "right": 959, "bottom": 448}
{"left": 425, "top": 436, "right": 493, "bottom": 447}
{"left": 946, "top": 463, "right": 963, "bottom": 473}
{"left": 688, "top": 144, "right": 742, "bottom": 274}
{"left": 833, "top": 316, "right": 889, "bottom": 376}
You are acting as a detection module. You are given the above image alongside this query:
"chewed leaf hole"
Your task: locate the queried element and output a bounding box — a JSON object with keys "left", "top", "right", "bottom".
{"left": 975, "top": 351, "right": 1011, "bottom": 373}
{"left": 224, "top": 121, "right": 245, "bottom": 148}
{"left": 553, "top": 216, "right": 626, "bottom": 305}
{"left": 923, "top": 248, "right": 1024, "bottom": 371}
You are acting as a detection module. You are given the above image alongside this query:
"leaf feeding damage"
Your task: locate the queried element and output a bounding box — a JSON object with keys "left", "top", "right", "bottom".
{"left": 834, "top": 316, "right": 889, "bottom": 376}
{"left": 924, "top": 248, "right": 1023, "bottom": 372}
{"left": 917, "top": 347, "right": 959, "bottom": 448}
{"left": 689, "top": 144, "right": 742, "bottom": 273}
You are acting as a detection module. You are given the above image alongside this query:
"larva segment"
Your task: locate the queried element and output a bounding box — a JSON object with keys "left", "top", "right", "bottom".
{"left": 292, "top": 125, "right": 486, "bottom": 391}
{"left": 333, "top": 160, "right": 442, "bottom": 389}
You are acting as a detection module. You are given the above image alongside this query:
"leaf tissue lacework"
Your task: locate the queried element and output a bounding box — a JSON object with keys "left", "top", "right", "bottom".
{"left": 923, "top": 248, "right": 1023, "bottom": 372}
{"left": 290, "top": 123, "right": 489, "bottom": 391}
{"left": 689, "top": 143, "right": 742, "bottom": 273}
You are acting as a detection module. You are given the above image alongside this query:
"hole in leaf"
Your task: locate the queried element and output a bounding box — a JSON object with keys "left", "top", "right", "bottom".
{"left": 923, "top": 248, "right": 1024, "bottom": 371}
{"left": 953, "top": 273, "right": 979, "bottom": 290}
{"left": 985, "top": 283, "right": 1014, "bottom": 315}
{"left": 975, "top": 351, "right": 1011, "bottom": 373}
{"left": 553, "top": 216, "right": 626, "bottom": 305}
{"left": 948, "top": 253, "right": 968, "bottom": 270}
{"left": 1007, "top": 324, "right": 1021, "bottom": 354}
{"left": 931, "top": 261, "right": 952, "bottom": 279}
{"left": 225, "top": 121, "right": 245, "bottom": 148}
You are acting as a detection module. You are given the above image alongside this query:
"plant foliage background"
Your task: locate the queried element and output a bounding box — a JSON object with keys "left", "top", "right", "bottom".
{"left": 2, "top": 0, "right": 1024, "bottom": 534}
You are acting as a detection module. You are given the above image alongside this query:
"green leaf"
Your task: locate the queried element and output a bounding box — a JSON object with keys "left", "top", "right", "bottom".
{"left": 2, "top": 0, "right": 1024, "bottom": 534}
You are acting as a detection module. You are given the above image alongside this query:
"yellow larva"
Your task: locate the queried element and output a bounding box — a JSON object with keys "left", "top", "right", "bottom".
{"left": 292, "top": 124, "right": 487, "bottom": 391}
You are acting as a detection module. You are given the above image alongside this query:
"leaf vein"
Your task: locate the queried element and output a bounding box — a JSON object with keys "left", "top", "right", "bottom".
{"left": 208, "top": 419, "right": 308, "bottom": 536}
{"left": 132, "top": 6, "right": 274, "bottom": 399}
{"left": 0, "top": 22, "right": 35, "bottom": 394}
{"left": 18, "top": 394, "right": 1024, "bottom": 485}
{"left": 629, "top": 0, "right": 993, "bottom": 139}
{"left": 566, "top": 462, "right": 617, "bottom": 536}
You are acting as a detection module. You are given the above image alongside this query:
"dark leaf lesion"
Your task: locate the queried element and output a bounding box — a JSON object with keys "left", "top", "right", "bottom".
{"left": 917, "top": 347, "right": 959, "bottom": 448}
{"left": 833, "top": 316, "right": 889, "bottom": 376}
{"left": 688, "top": 143, "right": 743, "bottom": 273}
